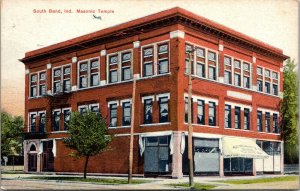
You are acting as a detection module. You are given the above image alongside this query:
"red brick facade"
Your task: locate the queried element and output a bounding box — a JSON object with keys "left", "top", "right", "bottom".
{"left": 21, "top": 7, "right": 288, "bottom": 177}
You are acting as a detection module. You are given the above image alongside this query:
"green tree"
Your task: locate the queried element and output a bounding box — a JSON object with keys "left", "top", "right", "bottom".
{"left": 63, "top": 110, "right": 112, "bottom": 179}
{"left": 281, "top": 59, "right": 299, "bottom": 164}
{"left": 1, "top": 112, "right": 24, "bottom": 157}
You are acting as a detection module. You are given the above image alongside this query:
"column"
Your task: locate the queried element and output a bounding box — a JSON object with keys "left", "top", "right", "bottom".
{"left": 218, "top": 40, "right": 224, "bottom": 83}
{"left": 23, "top": 140, "right": 29, "bottom": 172}
{"left": 25, "top": 68, "right": 30, "bottom": 133}
{"left": 171, "top": 131, "right": 183, "bottom": 178}
{"left": 219, "top": 146, "right": 224, "bottom": 177}
{"left": 100, "top": 48, "right": 107, "bottom": 85}
{"left": 71, "top": 56, "right": 78, "bottom": 90}
{"left": 252, "top": 158, "right": 257, "bottom": 176}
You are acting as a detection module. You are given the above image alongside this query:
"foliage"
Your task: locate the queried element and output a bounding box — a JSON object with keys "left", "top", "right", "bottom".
{"left": 281, "top": 59, "right": 299, "bottom": 164}
{"left": 26, "top": 176, "right": 151, "bottom": 184}
{"left": 63, "top": 110, "right": 112, "bottom": 178}
{"left": 1, "top": 112, "right": 24, "bottom": 156}
{"left": 217, "top": 175, "right": 298, "bottom": 184}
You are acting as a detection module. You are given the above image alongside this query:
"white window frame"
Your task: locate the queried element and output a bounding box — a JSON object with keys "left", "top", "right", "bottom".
{"left": 77, "top": 57, "right": 100, "bottom": 89}
{"left": 28, "top": 111, "right": 38, "bottom": 132}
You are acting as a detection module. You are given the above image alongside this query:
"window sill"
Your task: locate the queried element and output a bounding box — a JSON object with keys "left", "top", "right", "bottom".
{"left": 140, "top": 122, "right": 171, "bottom": 127}
{"left": 139, "top": 73, "right": 171, "bottom": 80}
{"left": 258, "top": 131, "right": 281, "bottom": 135}
{"left": 50, "top": 131, "right": 68, "bottom": 134}
{"left": 184, "top": 123, "right": 219, "bottom": 128}
{"left": 224, "top": 128, "right": 251, "bottom": 132}
{"left": 108, "top": 125, "right": 131, "bottom": 129}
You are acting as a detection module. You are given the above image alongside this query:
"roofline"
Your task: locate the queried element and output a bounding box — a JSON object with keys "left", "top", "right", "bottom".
{"left": 21, "top": 7, "right": 289, "bottom": 63}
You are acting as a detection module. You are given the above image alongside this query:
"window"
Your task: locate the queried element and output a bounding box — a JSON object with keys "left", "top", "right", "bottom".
{"left": 90, "top": 105, "right": 99, "bottom": 113}
{"left": 273, "top": 84, "right": 278, "bottom": 96}
{"left": 272, "top": 72, "right": 278, "bottom": 79}
{"left": 257, "top": 111, "right": 263, "bottom": 132}
{"left": 158, "top": 59, "right": 169, "bottom": 74}
{"left": 185, "top": 44, "right": 192, "bottom": 53}
{"left": 208, "top": 66, "right": 216, "bottom": 80}
{"left": 109, "top": 70, "right": 118, "bottom": 83}
{"left": 109, "top": 103, "right": 118, "bottom": 127}
{"left": 122, "top": 67, "right": 131, "bottom": 81}
{"left": 79, "top": 107, "right": 87, "bottom": 114}
{"left": 39, "top": 72, "right": 46, "bottom": 96}
{"left": 208, "top": 51, "right": 216, "bottom": 61}
{"left": 53, "top": 111, "right": 60, "bottom": 131}
{"left": 158, "top": 44, "right": 168, "bottom": 54}
{"left": 273, "top": 114, "right": 279, "bottom": 133}
{"left": 265, "top": 82, "right": 271, "bottom": 94}
{"left": 224, "top": 57, "right": 231, "bottom": 66}
{"left": 225, "top": 105, "right": 231, "bottom": 128}
{"left": 196, "top": 48, "right": 205, "bottom": 58}
{"left": 257, "top": 80, "right": 263, "bottom": 92}
{"left": 30, "top": 74, "right": 37, "bottom": 97}
{"left": 257, "top": 67, "right": 263, "bottom": 75}
{"left": 54, "top": 69, "right": 61, "bottom": 77}
{"left": 243, "top": 63, "right": 250, "bottom": 71}
{"left": 90, "top": 73, "right": 99, "bottom": 86}
{"left": 234, "top": 73, "right": 241, "bottom": 86}
{"left": 63, "top": 79, "right": 71, "bottom": 92}
{"left": 234, "top": 107, "right": 241, "bottom": 129}
{"left": 79, "top": 76, "right": 87, "bottom": 88}
{"left": 234, "top": 60, "right": 241, "bottom": 69}
{"left": 265, "top": 112, "right": 270, "bottom": 133}
{"left": 224, "top": 71, "right": 231, "bottom": 84}
{"left": 243, "top": 76, "right": 250, "bottom": 88}
{"left": 39, "top": 84, "right": 46, "bottom": 96}
{"left": 197, "top": 100, "right": 205, "bottom": 125}
{"left": 144, "top": 48, "right": 153, "bottom": 57}
{"left": 209, "top": 102, "right": 216, "bottom": 126}
{"left": 39, "top": 112, "right": 46, "bottom": 133}
{"left": 144, "top": 99, "right": 153, "bottom": 124}
{"left": 159, "top": 97, "right": 169, "bottom": 123}
{"left": 30, "top": 113, "right": 36, "bottom": 132}
{"left": 185, "top": 98, "right": 193, "bottom": 123}
{"left": 244, "top": 108, "right": 250, "bottom": 130}
{"left": 63, "top": 67, "right": 71, "bottom": 75}
{"left": 109, "top": 55, "right": 118, "bottom": 65}
{"left": 196, "top": 62, "right": 205, "bottom": 77}
{"left": 122, "top": 102, "right": 131, "bottom": 126}
{"left": 265, "top": 70, "right": 271, "bottom": 78}
{"left": 144, "top": 62, "right": 153, "bottom": 77}
{"left": 54, "top": 81, "right": 61, "bottom": 93}
{"left": 122, "top": 52, "right": 131, "bottom": 62}
{"left": 63, "top": 109, "right": 70, "bottom": 130}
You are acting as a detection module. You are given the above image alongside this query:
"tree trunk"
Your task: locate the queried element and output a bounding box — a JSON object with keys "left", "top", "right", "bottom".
{"left": 83, "top": 155, "right": 90, "bottom": 179}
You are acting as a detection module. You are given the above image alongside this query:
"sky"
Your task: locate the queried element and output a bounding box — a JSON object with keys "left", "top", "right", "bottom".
{"left": 1, "top": 0, "right": 298, "bottom": 117}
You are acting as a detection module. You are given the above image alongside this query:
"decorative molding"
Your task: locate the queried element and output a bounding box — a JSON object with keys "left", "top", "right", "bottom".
{"left": 218, "top": 77, "right": 224, "bottom": 83}
{"left": 100, "top": 80, "right": 106, "bottom": 86}
{"left": 227, "top": 90, "right": 252, "bottom": 101}
{"left": 72, "top": 85, "right": 77, "bottom": 91}
{"left": 120, "top": 98, "right": 132, "bottom": 105}
{"left": 170, "top": 30, "right": 185, "bottom": 39}
{"left": 142, "top": 95, "right": 155, "bottom": 103}
{"left": 100, "top": 50, "right": 107, "bottom": 56}
{"left": 280, "top": 67, "right": 283, "bottom": 72}
{"left": 218, "top": 44, "right": 224, "bottom": 51}
{"left": 107, "top": 100, "right": 119, "bottom": 107}
{"left": 133, "top": 41, "right": 140, "bottom": 48}
{"left": 252, "top": 85, "right": 257, "bottom": 91}
{"left": 25, "top": 69, "right": 30, "bottom": 74}
{"left": 184, "top": 93, "right": 219, "bottom": 105}
{"left": 47, "top": 90, "right": 52, "bottom": 95}
{"left": 47, "top": 63, "right": 52, "bottom": 69}
{"left": 279, "top": 91, "right": 283, "bottom": 99}
{"left": 225, "top": 101, "right": 252, "bottom": 111}
{"left": 133, "top": 74, "right": 140, "bottom": 79}
{"left": 156, "top": 93, "right": 170, "bottom": 100}
{"left": 72, "top": 57, "right": 77, "bottom": 63}
{"left": 257, "top": 107, "right": 279, "bottom": 115}
{"left": 252, "top": 56, "right": 256, "bottom": 63}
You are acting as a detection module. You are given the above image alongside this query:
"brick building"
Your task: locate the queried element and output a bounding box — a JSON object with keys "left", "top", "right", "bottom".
{"left": 20, "top": 7, "right": 288, "bottom": 178}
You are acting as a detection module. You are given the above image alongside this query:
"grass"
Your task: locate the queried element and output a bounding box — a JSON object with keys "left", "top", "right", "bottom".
{"left": 217, "top": 175, "right": 298, "bottom": 185}
{"left": 168, "top": 182, "right": 216, "bottom": 190}
{"left": 25, "top": 176, "right": 151, "bottom": 185}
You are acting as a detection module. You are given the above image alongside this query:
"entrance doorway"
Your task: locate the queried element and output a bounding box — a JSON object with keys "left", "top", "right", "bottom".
{"left": 42, "top": 140, "right": 54, "bottom": 172}
{"left": 144, "top": 136, "right": 171, "bottom": 175}
{"left": 28, "top": 144, "right": 37, "bottom": 172}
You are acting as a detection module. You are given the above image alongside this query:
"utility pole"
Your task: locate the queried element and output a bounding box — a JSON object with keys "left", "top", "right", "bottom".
{"left": 128, "top": 75, "right": 137, "bottom": 184}
{"left": 187, "top": 49, "right": 194, "bottom": 188}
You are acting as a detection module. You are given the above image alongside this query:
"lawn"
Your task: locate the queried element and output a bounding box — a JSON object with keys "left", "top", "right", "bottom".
{"left": 168, "top": 182, "right": 216, "bottom": 190}
{"left": 25, "top": 176, "right": 152, "bottom": 185}
{"left": 217, "top": 175, "right": 298, "bottom": 185}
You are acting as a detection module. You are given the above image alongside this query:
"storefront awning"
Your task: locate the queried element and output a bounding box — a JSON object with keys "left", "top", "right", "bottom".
{"left": 222, "top": 137, "right": 269, "bottom": 159}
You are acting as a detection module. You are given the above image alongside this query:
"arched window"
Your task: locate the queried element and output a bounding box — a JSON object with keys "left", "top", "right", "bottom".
{"left": 30, "top": 144, "right": 36, "bottom": 151}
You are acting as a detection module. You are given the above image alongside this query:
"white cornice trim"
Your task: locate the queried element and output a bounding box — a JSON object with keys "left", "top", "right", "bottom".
{"left": 170, "top": 30, "right": 185, "bottom": 39}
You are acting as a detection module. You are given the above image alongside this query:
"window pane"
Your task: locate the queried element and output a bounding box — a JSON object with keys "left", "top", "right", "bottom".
{"left": 265, "top": 82, "right": 270, "bottom": 94}
{"left": 225, "top": 105, "right": 231, "bottom": 128}
{"left": 235, "top": 107, "right": 241, "bottom": 129}
{"left": 273, "top": 84, "right": 278, "bottom": 95}
{"left": 257, "top": 67, "right": 263, "bottom": 75}
{"left": 79, "top": 76, "right": 87, "bottom": 88}
{"left": 122, "top": 67, "right": 131, "bottom": 81}
{"left": 31, "top": 75, "right": 37, "bottom": 82}
{"left": 234, "top": 60, "right": 241, "bottom": 68}
{"left": 197, "top": 100, "right": 204, "bottom": 125}
{"left": 224, "top": 71, "right": 231, "bottom": 84}
{"left": 122, "top": 53, "right": 131, "bottom": 62}
{"left": 63, "top": 79, "right": 71, "bottom": 91}
{"left": 39, "top": 113, "right": 45, "bottom": 132}
{"left": 158, "top": 44, "right": 168, "bottom": 54}
{"left": 196, "top": 48, "right": 204, "bottom": 58}
{"left": 159, "top": 97, "right": 169, "bottom": 123}
{"left": 243, "top": 76, "right": 250, "bottom": 88}
{"left": 54, "top": 81, "right": 61, "bottom": 93}
{"left": 90, "top": 60, "right": 99, "bottom": 68}
{"left": 265, "top": 112, "right": 270, "bottom": 132}
{"left": 109, "top": 70, "right": 118, "bottom": 83}
{"left": 243, "top": 63, "right": 250, "bottom": 71}
{"left": 39, "top": 73, "right": 46, "bottom": 80}
{"left": 224, "top": 57, "right": 231, "bottom": 66}
{"left": 209, "top": 102, "right": 216, "bottom": 126}
{"left": 144, "top": 62, "right": 153, "bottom": 77}
{"left": 257, "top": 111, "right": 262, "bottom": 132}
{"left": 144, "top": 99, "right": 153, "bottom": 124}
{"left": 64, "top": 67, "right": 71, "bottom": 75}
{"left": 54, "top": 69, "right": 61, "bottom": 77}
{"left": 53, "top": 111, "right": 60, "bottom": 131}
{"left": 196, "top": 63, "right": 205, "bottom": 77}
{"left": 244, "top": 109, "right": 250, "bottom": 130}
{"left": 30, "top": 114, "right": 36, "bottom": 132}
{"left": 208, "top": 67, "right": 216, "bottom": 80}
{"left": 144, "top": 48, "right": 153, "bottom": 57}
{"left": 234, "top": 74, "right": 241, "bottom": 86}
{"left": 122, "top": 102, "right": 131, "bottom": 126}
{"left": 257, "top": 80, "right": 263, "bottom": 92}
{"left": 109, "top": 55, "right": 118, "bottom": 64}
{"left": 208, "top": 51, "right": 216, "bottom": 61}
{"left": 110, "top": 103, "right": 117, "bottom": 127}
{"left": 158, "top": 60, "right": 168, "bottom": 74}
{"left": 91, "top": 73, "right": 99, "bottom": 86}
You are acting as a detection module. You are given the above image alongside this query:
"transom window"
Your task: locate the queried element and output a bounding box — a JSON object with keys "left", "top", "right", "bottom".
{"left": 208, "top": 51, "right": 216, "bottom": 61}
{"left": 224, "top": 57, "right": 231, "bottom": 66}
{"left": 196, "top": 48, "right": 205, "bottom": 58}
{"left": 158, "top": 44, "right": 168, "bottom": 54}
{"left": 265, "top": 70, "right": 271, "bottom": 78}
{"left": 243, "top": 63, "right": 250, "bottom": 71}
{"left": 234, "top": 60, "right": 241, "bottom": 68}
{"left": 109, "top": 55, "right": 118, "bottom": 65}
{"left": 257, "top": 67, "right": 263, "bottom": 75}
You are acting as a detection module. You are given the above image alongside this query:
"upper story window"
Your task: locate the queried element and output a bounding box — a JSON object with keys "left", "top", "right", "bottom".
{"left": 107, "top": 51, "right": 132, "bottom": 83}
{"left": 78, "top": 58, "right": 100, "bottom": 89}
{"left": 109, "top": 102, "right": 118, "bottom": 127}
{"left": 62, "top": 108, "right": 71, "bottom": 130}
{"left": 39, "top": 72, "right": 46, "bottom": 96}
{"left": 144, "top": 99, "right": 153, "bottom": 124}
{"left": 29, "top": 113, "right": 37, "bottom": 132}
{"left": 122, "top": 101, "right": 131, "bottom": 126}
{"left": 158, "top": 96, "right": 169, "bottom": 123}
{"left": 196, "top": 62, "right": 205, "bottom": 77}
{"left": 265, "top": 112, "right": 270, "bottom": 133}
{"left": 244, "top": 108, "right": 250, "bottom": 130}
{"left": 30, "top": 74, "right": 37, "bottom": 98}
{"left": 224, "top": 105, "right": 231, "bottom": 128}
{"left": 39, "top": 112, "right": 46, "bottom": 133}
{"left": 234, "top": 106, "right": 241, "bottom": 129}
{"left": 197, "top": 100, "right": 205, "bottom": 125}
{"left": 273, "top": 84, "right": 278, "bottom": 96}
{"left": 257, "top": 80, "right": 263, "bottom": 92}
{"left": 78, "top": 104, "right": 99, "bottom": 115}
{"left": 265, "top": 70, "right": 271, "bottom": 78}
{"left": 208, "top": 102, "right": 216, "bottom": 126}
{"left": 265, "top": 82, "right": 271, "bottom": 94}
{"left": 273, "top": 113, "right": 279, "bottom": 134}
{"left": 208, "top": 66, "right": 216, "bottom": 80}
{"left": 53, "top": 110, "right": 61, "bottom": 131}
{"left": 52, "top": 64, "right": 72, "bottom": 93}
{"left": 257, "top": 67, "right": 263, "bottom": 76}
{"left": 234, "top": 73, "right": 241, "bottom": 87}
{"left": 234, "top": 60, "right": 241, "bottom": 69}
{"left": 257, "top": 111, "right": 263, "bottom": 132}
{"left": 142, "top": 42, "right": 169, "bottom": 78}
{"left": 243, "top": 76, "right": 250, "bottom": 89}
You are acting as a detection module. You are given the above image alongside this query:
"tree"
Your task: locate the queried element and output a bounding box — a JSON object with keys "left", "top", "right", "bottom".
{"left": 281, "top": 59, "right": 299, "bottom": 164}
{"left": 63, "top": 110, "right": 112, "bottom": 179}
{"left": 1, "top": 112, "right": 24, "bottom": 157}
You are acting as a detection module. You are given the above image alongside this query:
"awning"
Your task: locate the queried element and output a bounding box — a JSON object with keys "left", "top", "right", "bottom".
{"left": 222, "top": 137, "right": 269, "bottom": 159}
